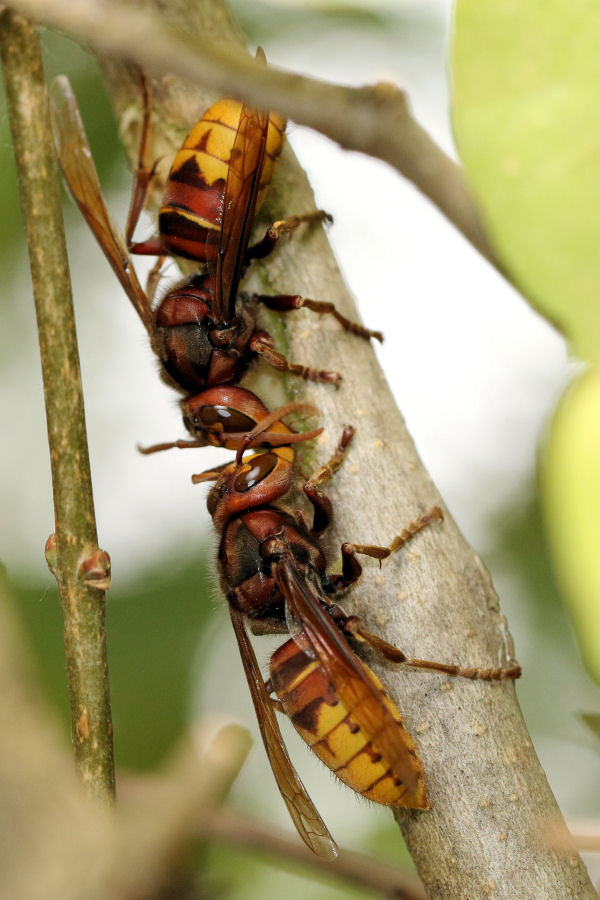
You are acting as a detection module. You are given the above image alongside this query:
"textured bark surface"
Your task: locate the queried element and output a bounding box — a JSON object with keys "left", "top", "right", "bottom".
{"left": 98, "top": 1, "right": 595, "bottom": 897}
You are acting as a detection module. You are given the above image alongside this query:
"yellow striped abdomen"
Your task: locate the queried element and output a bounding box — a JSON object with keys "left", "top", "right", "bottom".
{"left": 270, "top": 632, "right": 427, "bottom": 807}
{"left": 159, "top": 99, "right": 285, "bottom": 262}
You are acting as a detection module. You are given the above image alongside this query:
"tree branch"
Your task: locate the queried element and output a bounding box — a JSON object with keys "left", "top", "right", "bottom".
{"left": 5, "top": 0, "right": 501, "bottom": 272}
{"left": 559, "top": 818, "right": 600, "bottom": 854}
{"left": 207, "top": 808, "right": 427, "bottom": 900}
{"left": 0, "top": 9, "right": 115, "bottom": 805}
{"left": 40, "top": 0, "right": 595, "bottom": 895}
{"left": 104, "top": 725, "right": 253, "bottom": 899}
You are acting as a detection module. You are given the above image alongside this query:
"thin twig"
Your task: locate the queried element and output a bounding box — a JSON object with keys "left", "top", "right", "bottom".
{"left": 106, "top": 725, "right": 253, "bottom": 899}
{"left": 206, "top": 808, "right": 427, "bottom": 900}
{"left": 0, "top": 9, "right": 115, "bottom": 805}
{"left": 5, "top": 0, "right": 501, "bottom": 271}
{"left": 556, "top": 818, "right": 600, "bottom": 854}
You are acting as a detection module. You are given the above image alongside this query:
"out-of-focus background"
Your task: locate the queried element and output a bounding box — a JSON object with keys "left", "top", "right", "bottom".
{"left": 1, "top": 0, "right": 599, "bottom": 895}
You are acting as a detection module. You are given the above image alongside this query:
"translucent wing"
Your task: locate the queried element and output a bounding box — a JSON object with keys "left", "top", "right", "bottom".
{"left": 212, "top": 102, "right": 269, "bottom": 321}
{"left": 275, "top": 560, "right": 428, "bottom": 808}
{"left": 50, "top": 75, "right": 153, "bottom": 336}
{"left": 229, "top": 607, "right": 338, "bottom": 860}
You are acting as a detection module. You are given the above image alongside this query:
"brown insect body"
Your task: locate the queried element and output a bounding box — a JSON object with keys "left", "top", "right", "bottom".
{"left": 51, "top": 69, "right": 364, "bottom": 451}
{"left": 157, "top": 97, "right": 285, "bottom": 270}
{"left": 51, "top": 68, "right": 426, "bottom": 860}
{"left": 131, "top": 89, "right": 287, "bottom": 398}
{"left": 219, "top": 502, "right": 428, "bottom": 809}
{"left": 204, "top": 418, "right": 429, "bottom": 825}
{"left": 153, "top": 282, "right": 258, "bottom": 394}
{"left": 218, "top": 507, "right": 326, "bottom": 623}
{"left": 270, "top": 629, "right": 423, "bottom": 807}
{"left": 145, "top": 92, "right": 287, "bottom": 393}
{"left": 51, "top": 70, "right": 520, "bottom": 861}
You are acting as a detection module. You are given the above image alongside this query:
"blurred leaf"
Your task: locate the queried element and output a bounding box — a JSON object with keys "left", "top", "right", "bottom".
{"left": 362, "top": 821, "right": 415, "bottom": 871}
{"left": 230, "top": 0, "right": 396, "bottom": 44}
{"left": 10, "top": 549, "right": 215, "bottom": 769}
{"left": 542, "top": 366, "right": 600, "bottom": 683}
{"left": 485, "top": 489, "right": 566, "bottom": 644}
{"left": 452, "top": 0, "right": 600, "bottom": 361}
{"left": 204, "top": 841, "right": 374, "bottom": 900}
{"left": 580, "top": 712, "right": 600, "bottom": 744}
{"left": 0, "top": 90, "right": 20, "bottom": 279}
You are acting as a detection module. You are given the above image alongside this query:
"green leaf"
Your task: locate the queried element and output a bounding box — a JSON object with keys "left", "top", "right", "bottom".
{"left": 11, "top": 549, "right": 214, "bottom": 769}
{"left": 543, "top": 366, "right": 600, "bottom": 682}
{"left": 580, "top": 712, "right": 600, "bottom": 744}
{"left": 452, "top": 0, "right": 600, "bottom": 360}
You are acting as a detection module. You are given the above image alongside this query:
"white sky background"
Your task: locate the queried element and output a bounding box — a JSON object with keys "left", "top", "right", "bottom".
{"left": 3, "top": 0, "right": 600, "bottom": 867}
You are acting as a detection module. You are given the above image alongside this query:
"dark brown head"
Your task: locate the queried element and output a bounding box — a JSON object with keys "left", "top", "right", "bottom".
{"left": 207, "top": 447, "right": 296, "bottom": 532}
{"left": 182, "top": 386, "right": 271, "bottom": 448}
